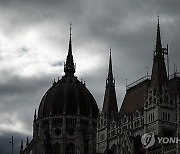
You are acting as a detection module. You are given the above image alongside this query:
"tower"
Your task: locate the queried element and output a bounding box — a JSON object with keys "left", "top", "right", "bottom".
{"left": 21, "top": 25, "right": 99, "bottom": 154}
{"left": 97, "top": 50, "right": 118, "bottom": 154}
{"left": 102, "top": 49, "right": 118, "bottom": 118}
{"left": 144, "top": 17, "right": 176, "bottom": 136}
{"left": 116, "top": 16, "right": 180, "bottom": 154}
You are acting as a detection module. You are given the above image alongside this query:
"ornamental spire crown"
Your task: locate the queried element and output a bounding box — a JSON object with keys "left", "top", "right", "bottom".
{"left": 64, "top": 23, "right": 75, "bottom": 77}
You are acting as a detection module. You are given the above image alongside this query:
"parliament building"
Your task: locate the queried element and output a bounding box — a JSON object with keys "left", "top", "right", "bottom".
{"left": 20, "top": 19, "right": 180, "bottom": 154}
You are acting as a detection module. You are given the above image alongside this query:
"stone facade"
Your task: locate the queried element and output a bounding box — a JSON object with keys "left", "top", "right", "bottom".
{"left": 22, "top": 113, "right": 97, "bottom": 154}
{"left": 21, "top": 26, "right": 99, "bottom": 154}
{"left": 21, "top": 20, "right": 180, "bottom": 154}
{"left": 96, "top": 20, "right": 180, "bottom": 154}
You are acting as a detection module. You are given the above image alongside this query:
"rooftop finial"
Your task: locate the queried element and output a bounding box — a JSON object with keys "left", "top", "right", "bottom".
{"left": 70, "top": 23, "right": 72, "bottom": 38}
{"left": 109, "top": 47, "right": 112, "bottom": 75}
{"left": 20, "top": 140, "right": 23, "bottom": 151}
{"left": 53, "top": 79, "right": 56, "bottom": 85}
{"left": 157, "top": 12, "right": 160, "bottom": 25}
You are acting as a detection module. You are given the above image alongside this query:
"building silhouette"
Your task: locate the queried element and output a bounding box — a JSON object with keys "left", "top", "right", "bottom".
{"left": 21, "top": 19, "right": 180, "bottom": 154}
{"left": 96, "top": 18, "right": 180, "bottom": 154}
{"left": 21, "top": 26, "right": 99, "bottom": 154}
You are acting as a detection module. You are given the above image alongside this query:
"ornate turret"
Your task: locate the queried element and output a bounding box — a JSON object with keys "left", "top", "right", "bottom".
{"left": 150, "top": 16, "right": 168, "bottom": 90}
{"left": 102, "top": 50, "right": 118, "bottom": 117}
{"left": 64, "top": 23, "right": 76, "bottom": 77}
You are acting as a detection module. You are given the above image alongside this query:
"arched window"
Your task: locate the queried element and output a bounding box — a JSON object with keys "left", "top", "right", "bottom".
{"left": 53, "top": 142, "right": 60, "bottom": 154}
{"left": 66, "top": 142, "right": 75, "bottom": 154}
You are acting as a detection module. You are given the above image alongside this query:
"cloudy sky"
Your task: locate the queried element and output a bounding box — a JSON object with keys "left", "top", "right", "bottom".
{"left": 0, "top": 0, "right": 180, "bottom": 153}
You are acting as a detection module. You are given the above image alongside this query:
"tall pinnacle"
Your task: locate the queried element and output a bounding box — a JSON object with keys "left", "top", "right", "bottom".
{"left": 150, "top": 16, "right": 168, "bottom": 90}
{"left": 107, "top": 48, "right": 115, "bottom": 87}
{"left": 68, "top": 23, "right": 72, "bottom": 55}
{"left": 154, "top": 14, "right": 163, "bottom": 59}
{"left": 64, "top": 23, "right": 75, "bottom": 76}
{"left": 102, "top": 49, "right": 118, "bottom": 116}
{"left": 108, "top": 48, "right": 113, "bottom": 76}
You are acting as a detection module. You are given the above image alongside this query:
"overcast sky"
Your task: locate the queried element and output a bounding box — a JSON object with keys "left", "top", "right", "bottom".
{"left": 0, "top": 0, "right": 180, "bottom": 153}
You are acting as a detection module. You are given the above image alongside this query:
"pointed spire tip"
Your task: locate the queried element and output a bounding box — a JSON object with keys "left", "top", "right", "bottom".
{"left": 64, "top": 24, "right": 75, "bottom": 76}
{"left": 154, "top": 12, "right": 163, "bottom": 58}
{"left": 106, "top": 48, "right": 115, "bottom": 87}
{"left": 70, "top": 23, "right": 72, "bottom": 37}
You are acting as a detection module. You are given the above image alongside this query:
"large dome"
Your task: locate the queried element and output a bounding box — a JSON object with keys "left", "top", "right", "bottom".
{"left": 38, "top": 33, "right": 98, "bottom": 119}
{"left": 38, "top": 76, "right": 99, "bottom": 119}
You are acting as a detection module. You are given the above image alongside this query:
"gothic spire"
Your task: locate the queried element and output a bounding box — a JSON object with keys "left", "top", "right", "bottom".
{"left": 154, "top": 14, "right": 163, "bottom": 59}
{"left": 108, "top": 49, "right": 113, "bottom": 75}
{"left": 68, "top": 23, "right": 72, "bottom": 55}
{"left": 150, "top": 16, "right": 168, "bottom": 90}
{"left": 102, "top": 50, "right": 118, "bottom": 117}
{"left": 64, "top": 23, "right": 75, "bottom": 76}
{"left": 107, "top": 48, "right": 115, "bottom": 87}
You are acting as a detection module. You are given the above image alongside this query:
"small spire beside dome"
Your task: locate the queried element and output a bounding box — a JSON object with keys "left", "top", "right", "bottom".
{"left": 102, "top": 50, "right": 118, "bottom": 117}
{"left": 64, "top": 23, "right": 76, "bottom": 77}
{"left": 106, "top": 48, "right": 115, "bottom": 87}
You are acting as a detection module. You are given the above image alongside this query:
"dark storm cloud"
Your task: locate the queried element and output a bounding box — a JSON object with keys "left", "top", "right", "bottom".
{"left": 0, "top": 0, "right": 180, "bottom": 152}
{"left": 0, "top": 74, "right": 49, "bottom": 98}
{"left": 0, "top": 71, "right": 58, "bottom": 135}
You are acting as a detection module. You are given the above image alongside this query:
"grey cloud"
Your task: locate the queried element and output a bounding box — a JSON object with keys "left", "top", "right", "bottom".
{"left": 51, "top": 61, "right": 64, "bottom": 67}
{"left": 0, "top": 73, "right": 55, "bottom": 134}
{"left": 0, "top": 0, "right": 180, "bottom": 153}
{"left": 18, "top": 46, "right": 29, "bottom": 54}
